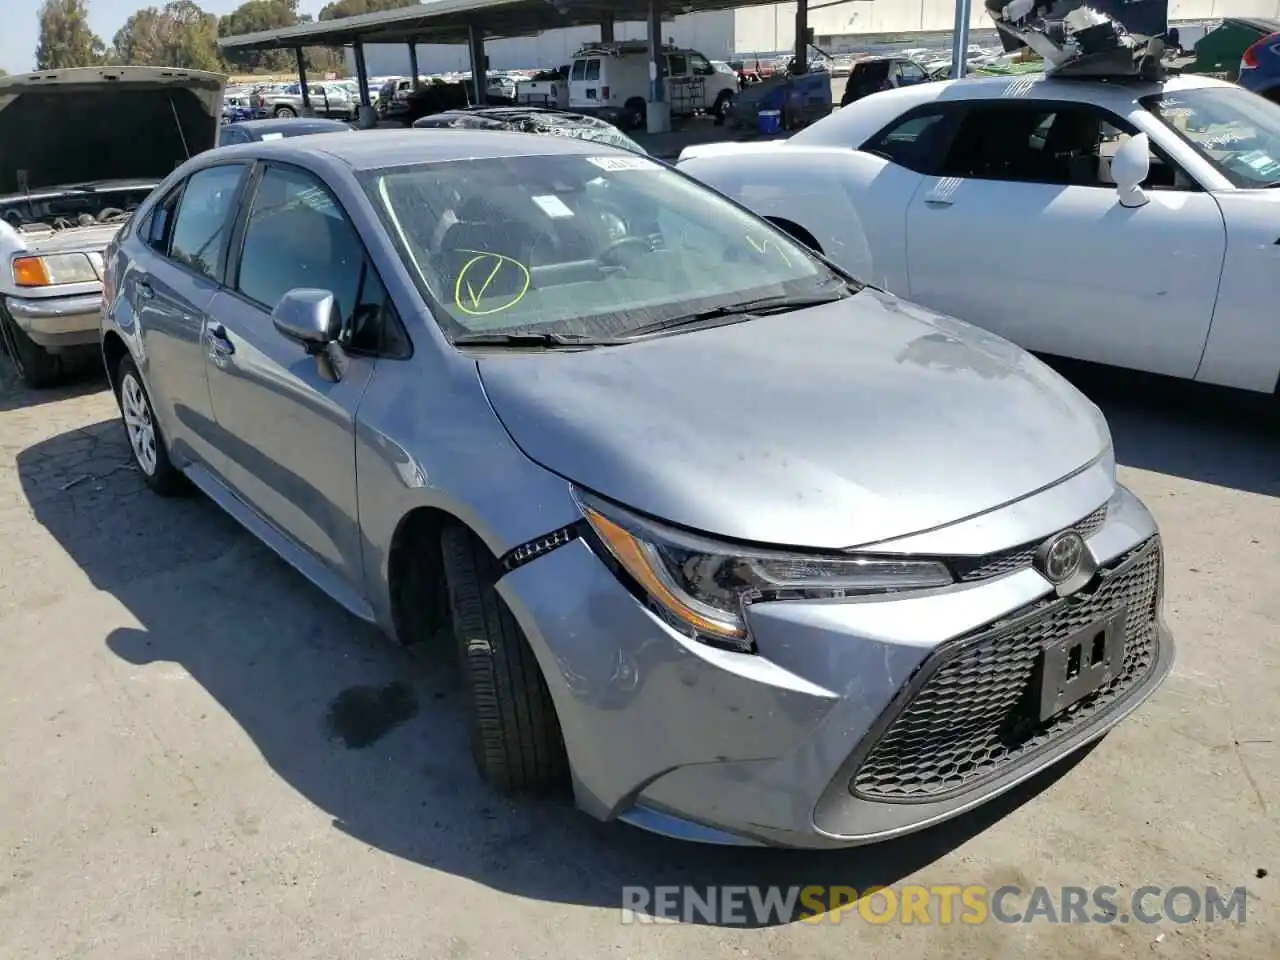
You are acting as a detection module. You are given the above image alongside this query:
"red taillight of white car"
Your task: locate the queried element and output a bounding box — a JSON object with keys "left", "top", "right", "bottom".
{"left": 601, "top": 85, "right": 610, "bottom": 100}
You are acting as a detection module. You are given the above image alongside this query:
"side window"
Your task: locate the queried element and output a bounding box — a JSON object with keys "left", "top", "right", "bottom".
{"left": 668, "top": 53, "right": 688, "bottom": 76}
{"left": 145, "top": 185, "right": 183, "bottom": 254}
{"left": 862, "top": 109, "right": 955, "bottom": 174}
{"left": 938, "top": 104, "right": 1109, "bottom": 185}
{"left": 218, "top": 126, "right": 245, "bottom": 147}
{"left": 570, "top": 59, "right": 587, "bottom": 81}
{"left": 235, "top": 165, "right": 367, "bottom": 343}
{"left": 585, "top": 59, "right": 601, "bottom": 81}
{"left": 168, "top": 164, "right": 246, "bottom": 279}
{"left": 689, "top": 53, "right": 714, "bottom": 76}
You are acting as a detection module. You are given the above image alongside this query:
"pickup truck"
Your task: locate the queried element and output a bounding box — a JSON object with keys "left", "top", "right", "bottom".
{"left": 262, "top": 81, "right": 358, "bottom": 119}
{"left": 516, "top": 66, "right": 570, "bottom": 108}
{"left": 0, "top": 66, "right": 223, "bottom": 387}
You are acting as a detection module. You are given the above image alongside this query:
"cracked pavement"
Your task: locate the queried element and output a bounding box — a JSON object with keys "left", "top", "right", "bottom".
{"left": 0, "top": 356, "right": 1277, "bottom": 959}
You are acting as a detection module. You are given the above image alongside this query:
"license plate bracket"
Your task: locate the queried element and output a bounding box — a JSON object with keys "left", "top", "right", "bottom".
{"left": 1037, "top": 606, "right": 1128, "bottom": 722}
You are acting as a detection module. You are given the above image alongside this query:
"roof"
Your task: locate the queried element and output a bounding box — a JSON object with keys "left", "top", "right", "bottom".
{"left": 216, "top": 0, "right": 782, "bottom": 50}
{"left": 214, "top": 127, "right": 632, "bottom": 169}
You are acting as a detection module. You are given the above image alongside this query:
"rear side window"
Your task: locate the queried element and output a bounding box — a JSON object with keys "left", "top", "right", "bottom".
{"left": 668, "top": 54, "right": 688, "bottom": 75}
{"left": 585, "top": 59, "right": 601, "bottom": 81}
{"left": 167, "top": 164, "right": 246, "bottom": 280}
{"left": 862, "top": 109, "right": 954, "bottom": 174}
{"left": 571, "top": 60, "right": 587, "bottom": 81}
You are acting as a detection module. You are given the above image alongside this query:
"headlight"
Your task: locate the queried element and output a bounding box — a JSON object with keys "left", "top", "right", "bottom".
{"left": 576, "top": 490, "right": 954, "bottom": 653}
{"left": 12, "top": 253, "right": 99, "bottom": 287}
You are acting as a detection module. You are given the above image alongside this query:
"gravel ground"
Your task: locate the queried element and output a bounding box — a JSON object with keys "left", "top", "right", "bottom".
{"left": 0, "top": 353, "right": 1277, "bottom": 959}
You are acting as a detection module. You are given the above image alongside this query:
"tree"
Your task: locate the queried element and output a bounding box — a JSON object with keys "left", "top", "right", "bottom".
{"left": 112, "top": 1, "right": 221, "bottom": 71}
{"left": 35, "top": 0, "right": 106, "bottom": 69}
{"left": 317, "top": 0, "right": 417, "bottom": 19}
{"left": 218, "top": 0, "right": 302, "bottom": 73}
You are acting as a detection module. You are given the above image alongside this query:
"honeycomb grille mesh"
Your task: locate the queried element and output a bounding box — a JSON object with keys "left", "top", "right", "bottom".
{"left": 851, "top": 536, "right": 1162, "bottom": 803}
{"left": 951, "top": 503, "right": 1110, "bottom": 583}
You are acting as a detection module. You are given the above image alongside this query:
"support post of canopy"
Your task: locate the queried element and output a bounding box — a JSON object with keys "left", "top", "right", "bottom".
{"left": 294, "top": 47, "right": 313, "bottom": 116}
{"left": 950, "top": 0, "right": 973, "bottom": 79}
{"left": 645, "top": 0, "right": 671, "bottom": 133}
{"left": 468, "top": 22, "right": 487, "bottom": 106}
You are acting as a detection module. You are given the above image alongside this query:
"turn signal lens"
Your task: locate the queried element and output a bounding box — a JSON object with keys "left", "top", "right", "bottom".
{"left": 12, "top": 253, "right": 99, "bottom": 287}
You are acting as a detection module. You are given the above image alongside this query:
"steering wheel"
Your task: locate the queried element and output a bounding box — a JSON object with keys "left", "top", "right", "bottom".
{"left": 597, "top": 235, "right": 650, "bottom": 269}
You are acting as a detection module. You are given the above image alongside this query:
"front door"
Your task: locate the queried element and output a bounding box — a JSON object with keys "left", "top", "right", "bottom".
{"left": 204, "top": 162, "right": 378, "bottom": 589}
{"left": 904, "top": 100, "right": 1225, "bottom": 379}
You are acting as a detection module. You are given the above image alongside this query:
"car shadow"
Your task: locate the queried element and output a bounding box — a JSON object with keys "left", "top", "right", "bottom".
{"left": 17, "top": 417, "right": 1086, "bottom": 927}
{"left": 0, "top": 355, "right": 107, "bottom": 412}
{"left": 1041, "top": 357, "right": 1280, "bottom": 498}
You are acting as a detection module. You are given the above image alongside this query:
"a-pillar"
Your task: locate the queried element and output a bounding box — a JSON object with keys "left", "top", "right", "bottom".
{"left": 353, "top": 40, "right": 376, "bottom": 128}
{"left": 294, "top": 47, "right": 314, "bottom": 116}
{"left": 467, "top": 22, "right": 487, "bottom": 106}
{"left": 645, "top": 0, "right": 670, "bottom": 133}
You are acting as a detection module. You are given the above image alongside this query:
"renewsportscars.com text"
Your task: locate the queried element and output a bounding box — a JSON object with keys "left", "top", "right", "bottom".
{"left": 619, "top": 884, "right": 1249, "bottom": 926}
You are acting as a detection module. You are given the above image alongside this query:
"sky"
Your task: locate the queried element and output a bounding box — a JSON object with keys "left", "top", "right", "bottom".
{"left": 3, "top": 0, "right": 325, "bottom": 75}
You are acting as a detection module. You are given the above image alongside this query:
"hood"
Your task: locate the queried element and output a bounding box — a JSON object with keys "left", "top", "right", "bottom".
{"left": 0, "top": 66, "right": 225, "bottom": 195}
{"left": 477, "top": 291, "right": 1110, "bottom": 551}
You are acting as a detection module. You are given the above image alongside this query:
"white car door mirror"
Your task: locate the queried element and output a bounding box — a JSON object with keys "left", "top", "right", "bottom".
{"left": 1111, "top": 132, "right": 1151, "bottom": 208}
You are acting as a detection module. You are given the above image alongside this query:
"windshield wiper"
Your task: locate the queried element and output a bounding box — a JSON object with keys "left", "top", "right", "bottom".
{"left": 623, "top": 292, "right": 852, "bottom": 340}
{"left": 452, "top": 331, "right": 625, "bottom": 348}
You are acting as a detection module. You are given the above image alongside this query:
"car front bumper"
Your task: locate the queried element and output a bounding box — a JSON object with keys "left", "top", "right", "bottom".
{"left": 497, "top": 480, "right": 1172, "bottom": 849}
{"left": 4, "top": 293, "right": 103, "bottom": 350}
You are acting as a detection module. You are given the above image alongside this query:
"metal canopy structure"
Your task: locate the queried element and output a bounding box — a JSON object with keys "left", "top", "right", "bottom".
{"left": 216, "top": 0, "right": 840, "bottom": 133}
{"left": 216, "top": 0, "right": 763, "bottom": 51}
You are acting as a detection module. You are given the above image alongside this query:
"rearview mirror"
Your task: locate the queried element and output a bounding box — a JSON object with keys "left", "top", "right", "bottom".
{"left": 272, "top": 288, "right": 341, "bottom": 354}
{"left": 1111, "top": 132, "right": 1151, "bottom": 208}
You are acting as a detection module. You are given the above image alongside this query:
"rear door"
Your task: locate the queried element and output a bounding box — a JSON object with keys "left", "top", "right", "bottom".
{"left": 203, "top": 161, "right": 384, "bottom": 589}
{"left": 903, "top": 99, "right": 1225, "bottom": 378}
{"left": 127, "top": 162, "right": 249, "bottom": 472}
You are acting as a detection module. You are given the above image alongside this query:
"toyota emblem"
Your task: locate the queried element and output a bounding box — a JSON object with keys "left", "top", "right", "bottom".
{"left": 1036, "top": 531, "right": 1086, "bottom": 585}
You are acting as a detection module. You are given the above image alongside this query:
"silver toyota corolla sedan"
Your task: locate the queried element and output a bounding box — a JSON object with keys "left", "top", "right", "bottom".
{"left": 100, "top": 129, "right": 1173, "bottom": 848}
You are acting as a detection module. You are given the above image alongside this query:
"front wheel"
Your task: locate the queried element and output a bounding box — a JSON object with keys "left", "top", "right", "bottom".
{"left": 713, "top": 91, "right": 734, "bottom": 126}
{"left": 624, "top": 97, "right": 647, "bottom": 130}
{"left": 115, "top": 356, "right": 185, "bottom": 496}
{"left": 0, "top": 299, "right": 63, "bottom": 388}
{"left": 441, "top": 525, "right": 568, "bottom": 792}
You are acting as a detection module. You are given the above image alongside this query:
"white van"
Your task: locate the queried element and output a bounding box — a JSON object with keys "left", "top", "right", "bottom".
{"left": 567, "top": 41, "right": 739, "bottom": 128}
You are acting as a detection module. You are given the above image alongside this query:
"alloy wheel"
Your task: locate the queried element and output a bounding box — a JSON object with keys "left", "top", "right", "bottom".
{"left": 120, "top": 372, "right": 158, "bottom": 476}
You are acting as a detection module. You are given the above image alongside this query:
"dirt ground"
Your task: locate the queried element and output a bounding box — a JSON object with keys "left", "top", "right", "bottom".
{"left": 0, "top": 355, "right": 1277, "bottom": 959}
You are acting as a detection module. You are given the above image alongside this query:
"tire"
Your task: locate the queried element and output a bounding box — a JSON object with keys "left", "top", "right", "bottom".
{"left": 713, "top": 91, "right": 734, "bottom": 126}
{"left": 114, "top": 355, "right": 185, "bottom": 496}
{"left": 274, "top": 105, "right": 296, "bottom": 118}
{"left": 624, "top": 97, "right": 647, "bottom": 130}
{"left": 0, "top": 299, "right": 63, "bottom": 388}
{"left": 441, "top": 525, "right": 568, "bottom": 792}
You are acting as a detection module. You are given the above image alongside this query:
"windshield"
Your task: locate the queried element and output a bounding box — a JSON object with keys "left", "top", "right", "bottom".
{"left": 1142, "top": 86, "right": 1280, "bottom": 187}
{"left": 360, "top": 153, "right": 847, "bottom": 341}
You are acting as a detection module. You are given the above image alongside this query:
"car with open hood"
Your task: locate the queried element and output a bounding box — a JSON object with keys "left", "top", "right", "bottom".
{"left": 0, "top": 66, "right": 224, "bottom": 387}
{"left": 99, "top": 129, "right": 1172, "bottom": 848}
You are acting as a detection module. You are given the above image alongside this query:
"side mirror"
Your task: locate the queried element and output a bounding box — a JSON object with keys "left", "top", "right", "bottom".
{"left": 1111, "top": 132, "right": 1151, "bottom": 208}
{"left": 272, "top": 288, "right": 341, "bottom": 354}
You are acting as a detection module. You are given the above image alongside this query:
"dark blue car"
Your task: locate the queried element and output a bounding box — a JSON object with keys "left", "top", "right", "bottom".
{"left": 1239, "top": 29, "right": 1280, "bottom": 102}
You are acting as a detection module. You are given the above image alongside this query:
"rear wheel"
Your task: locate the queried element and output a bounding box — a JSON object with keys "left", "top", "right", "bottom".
{"left": 274, "top": 105, "right": 297, "bottom": 118}
{"left": 624, "top": 97, "right": 647, "bottom": 130}
{"left": 441, "top": 525, "right": 568, "bottom": 791}
{"left": 115, "top": 356, "right": 185, "bottom": 496}
{"left": 0, "top": 299, "right": 63, "bottom": 388}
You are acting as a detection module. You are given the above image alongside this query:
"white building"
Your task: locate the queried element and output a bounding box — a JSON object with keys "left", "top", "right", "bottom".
{"left": 353, "top": 0, "right": 1280, "bottom": 75}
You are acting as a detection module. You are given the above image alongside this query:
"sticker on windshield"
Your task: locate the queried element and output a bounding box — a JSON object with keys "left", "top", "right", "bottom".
{"left": 453, "top": 251, "right": 530, "bottom": 316}
{"left": 585, "top": 155, "right": 660, "bottom": 172}
{"left": 1239, "top": 149, "right": 1280, "bottom": 175}
{"left": 260, "top": 132, "right": 285, "bottom": 140}
{"left": 531, "top": 194, "right": 575, "bottom": 218}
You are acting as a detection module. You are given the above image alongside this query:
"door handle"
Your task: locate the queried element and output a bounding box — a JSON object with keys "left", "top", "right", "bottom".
{"left": 923, "top": 197, "right": 954, "bottom": 207}
{"left": 207, "top": 324, "right": 235, "bottom": 356}
{"left": 136, "top": 280, "right": 154, "bottom": 300}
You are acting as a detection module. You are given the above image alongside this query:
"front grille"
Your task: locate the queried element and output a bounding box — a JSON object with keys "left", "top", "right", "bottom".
{"left": 951, "top": 503, "right": 1109, "bottom": 583}
{"left": 851, "top": 535, "right": 1162, "bottom": 803}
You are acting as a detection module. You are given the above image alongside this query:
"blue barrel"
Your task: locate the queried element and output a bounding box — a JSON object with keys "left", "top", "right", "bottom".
{"left": 757, "top": 109, "right": 782, "bottom": 135}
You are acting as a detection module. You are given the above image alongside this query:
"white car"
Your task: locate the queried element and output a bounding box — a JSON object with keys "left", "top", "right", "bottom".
{"left": 678, "top": 73, "right": 1280, "bottom": 395}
